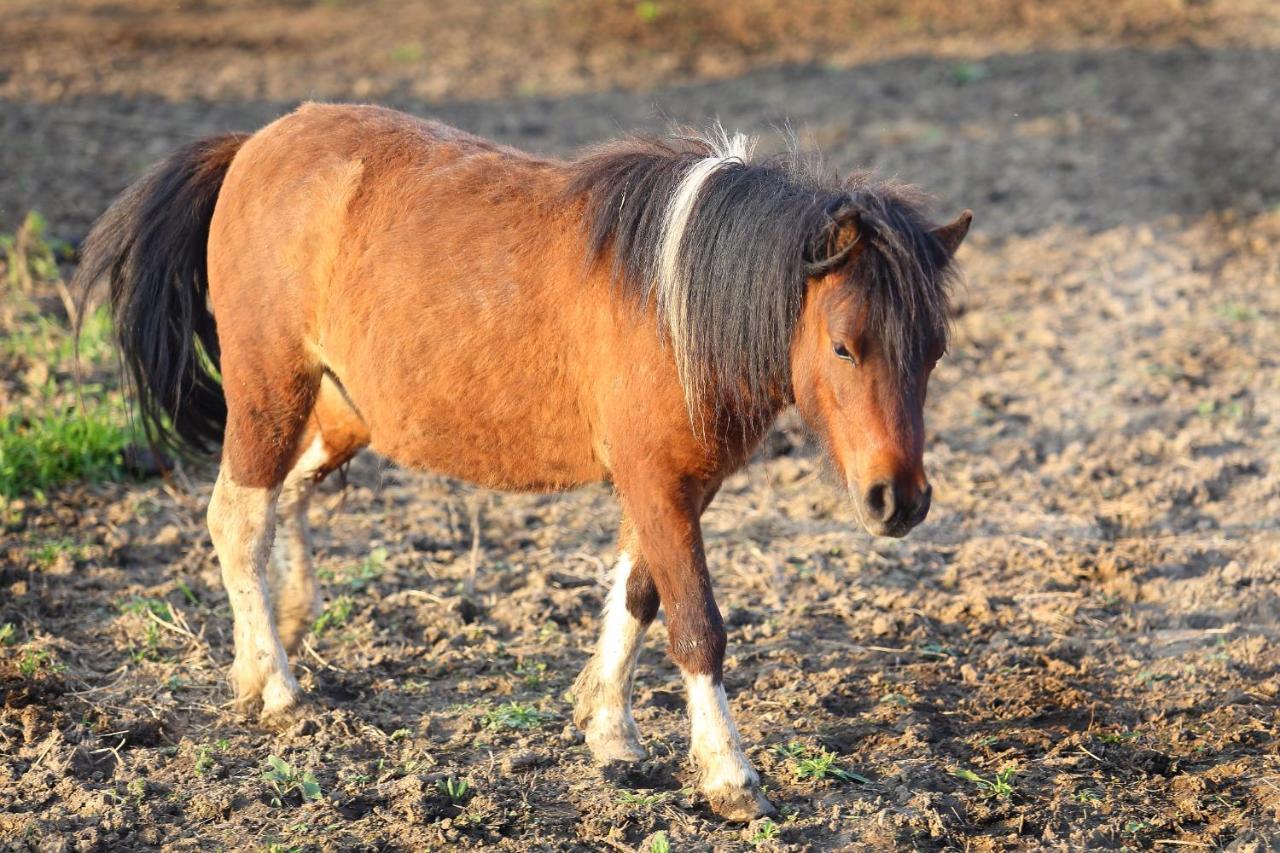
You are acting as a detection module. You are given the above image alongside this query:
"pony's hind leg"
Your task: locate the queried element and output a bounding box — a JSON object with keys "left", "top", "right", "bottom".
{"left": 572, "top": 524, "right": 660, "bottom": 763}
{"left": 269, "top": 435, "right": 325, "bottom": 654}
{"left": 208, "top": 346, "right": 320, "bottom": 723}
{"left": 270, "top": 378, "right": 370, "bottom": 653}
{"left": 209, "top": 467, "right": 299, "bottom": 722}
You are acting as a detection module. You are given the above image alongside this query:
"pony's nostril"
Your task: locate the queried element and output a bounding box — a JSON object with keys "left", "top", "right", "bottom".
{"left": 865, "top": 481, "right": 894, "bottom": 522}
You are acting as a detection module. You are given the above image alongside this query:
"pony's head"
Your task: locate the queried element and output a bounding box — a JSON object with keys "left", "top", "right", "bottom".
{"left": 792, "top": 198, "right": 970, "bottom": 537}
{"left": 570, "top": 133, "right": 970, "bottom": 538}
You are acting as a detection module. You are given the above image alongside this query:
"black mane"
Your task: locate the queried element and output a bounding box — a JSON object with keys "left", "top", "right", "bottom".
{"left": 567, "top": 132, "right": 957, "bottom": 415}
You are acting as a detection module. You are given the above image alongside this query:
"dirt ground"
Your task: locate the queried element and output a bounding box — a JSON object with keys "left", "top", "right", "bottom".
{"left": 2, "top": 2, "right": 1280, "bottom": 850}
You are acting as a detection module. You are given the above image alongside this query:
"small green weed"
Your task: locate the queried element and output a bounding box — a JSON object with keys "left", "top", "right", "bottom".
{"left": 1217, "top": 302, "right": 1258, "bottom": 322}
{"left": 389, "top": 42, "right": 423, "bottom": 63}
{"left": 650, "top": 830, "right": 671, "bottom": 853}
{"left": 513, "top": 658, "right": 547, "bottom": 687}
{"left": 775, "top": 742, "right": 868, "bottom": 784}
{"left": 118, "top": 596, "right": 173, "bottom": 622}
{"left": 27, "top": 538, "right": 90, "bottom": 569}
{"left": 950, "top": 62, "right": 990, "bottom": 85}
{"left": 129, "top": 621, "right": 164, "bottom": 663}
{"left": 750, "top": 817, "right": 780, "bottom": 845}
{"left": 18, "top": 647, "right": 64, "bottom": 677}
{"left": 194, "top": 744, "right": 217, "bottom": 775}
{"left": 0, "top": 624, "right": 15, "bottom": 645}
{"left": 312, "top": 596, "right": 354, "bottom": 636}
{"left": 619, "top": 790, "right": 669, "bottom": 807}
{"left": 1074, "top": 787, "right": 1101, "bottom": 804}
{"left": 482, "top": 701, "right": 550, "bottom": 730}
{"left": 348, "top": 547, "right": 387, "bottom": 590}
{"left": 953, "top": 766, "right": 1016, "bottom": 798}
{"left": 436, "top": 776, "right": 471, "bottom": 803}
{"left": 262, "top": 755, "right": 322, "bottom": 806}
{"left": 635, "top": 1, "right": 662, "bottom": 23}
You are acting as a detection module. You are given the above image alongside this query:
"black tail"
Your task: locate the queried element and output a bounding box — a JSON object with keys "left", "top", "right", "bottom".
{"left": 74, "top": 133, "right": 248, "bottom": 458}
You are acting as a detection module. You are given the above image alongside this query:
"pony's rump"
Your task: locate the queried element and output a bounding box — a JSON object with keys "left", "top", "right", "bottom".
{"left": 74, "top": 133, "right": 248, "bottom": 458}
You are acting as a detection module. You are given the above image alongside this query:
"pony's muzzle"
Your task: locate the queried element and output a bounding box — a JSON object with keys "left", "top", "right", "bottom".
{"left": 858, "top": 479, "right": 931, "bottom": 538}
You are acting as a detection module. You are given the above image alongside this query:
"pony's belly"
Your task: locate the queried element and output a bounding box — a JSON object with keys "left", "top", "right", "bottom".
{"left": 368, "top": 409, "right": 607, "bottom": 492}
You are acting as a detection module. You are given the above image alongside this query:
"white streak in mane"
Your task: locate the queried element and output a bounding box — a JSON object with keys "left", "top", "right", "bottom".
{"left": 656, "top": 127, "right": 757, "bottom": 409}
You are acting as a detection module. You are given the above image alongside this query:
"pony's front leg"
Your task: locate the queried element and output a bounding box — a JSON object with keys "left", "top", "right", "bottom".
{"left": 208, "top": 469, "right": 301, "bottom": 724}
{"left": 627, "top": 480, "right": 774, "bottom": 822}
{"left": 573, "top": 527, "right": 660, "bottom": 763}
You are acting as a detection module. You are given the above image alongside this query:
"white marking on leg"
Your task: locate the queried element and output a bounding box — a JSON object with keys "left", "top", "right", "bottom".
{"left": 655, "top": 127, "right": 757, "bottom": 407}
{"left": 577, "top": 552, "right": 650, "bottom": 762}
{"left": 683, "top": 671, "right": 759, "bottom": 794}
{"left": 270, "top": 435, "right": 328, "bottom": 651}
{"left": 209, "top": 470, "right": 299, "bottom": 719}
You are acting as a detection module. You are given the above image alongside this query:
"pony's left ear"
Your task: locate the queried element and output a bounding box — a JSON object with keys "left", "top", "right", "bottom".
{"left": 931, "top": 210, "right": 973, "bottom": 258}
{"left": 805, "top": 203, "right": 863, "bottom": 276}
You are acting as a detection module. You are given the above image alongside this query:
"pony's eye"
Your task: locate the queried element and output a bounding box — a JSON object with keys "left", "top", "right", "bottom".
{"left": 833, "top": 342, "right": 856, "bottom": 364}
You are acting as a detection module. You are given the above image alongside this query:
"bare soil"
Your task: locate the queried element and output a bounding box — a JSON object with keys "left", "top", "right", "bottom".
{"left": 2, "top": 2, "right": 1279, "bottom": 850}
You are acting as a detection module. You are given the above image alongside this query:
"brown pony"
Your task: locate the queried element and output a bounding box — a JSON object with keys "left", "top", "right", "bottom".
{"left": 74, "top": 104, "right": 970, "bottom": 821}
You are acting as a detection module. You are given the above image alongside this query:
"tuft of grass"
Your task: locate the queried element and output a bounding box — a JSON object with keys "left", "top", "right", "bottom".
{"left": 389, "top": 42, "right": 423, "bottom": 63}
{"left": 347, "top": 547, "right": 387, "bottom": 590}
{"left": 312, "top": 596, "right": 354, "bottom": 636}
{"left": 949, "top": 62, "right": 990, "bottom": 85}
{"left": 635, "top": 1, "right": 662, "bottom": 23}
{"left": 513, "top": 657, "right": 547, "bottom": 687}
{"left": 953, "top": 765, "right": 1016, "bottom": 798}
{"left": 750, "top": 817, "right": 780, "bottom": 845}
{"left": 118, "top": 596, "right": 173, "bottom": 623}
{"left": 1217, "top": 302, "right": 1258, "bottom": 322}
{"left": 436, "top": 776, "right": 471, "bottom": 804}
{"left": 0, "top": 211, "right": 140, "bottom": 502}
{"left": 194, "top": 744, "right": 217, "bottom": 775}
{"left": 17, "top": 647, "right": 64, "bottom": 677}
{"left": 482, "top": 701, "right": 550, "bottom": 730}
{"left": 0, "top": 389, "right": 137, "bottom": 500}
{"left": 262, "top": 755, "right": 323, "bottom": 807}
{"left": 27, "top": 538, "right": 90, "bottom": 569}
{"left": 774, "top": 742, "right": 869, "bottom": 784}
{"left": 649, "top": 830, "right": 671, "bottom": 853}
{"left": 0, "top": 211, "right": 71, "bottom": 292}
{"left": 619, "top": 790, "right": 669, "bottom": 807}
{"left": 1074, "top": 787, "right": 1101, "bottom": 804}
{"left": 0, "top": 624, "right": 15, "bottom": 645}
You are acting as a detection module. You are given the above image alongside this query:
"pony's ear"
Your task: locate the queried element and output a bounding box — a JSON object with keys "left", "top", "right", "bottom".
{"left": 805, "top": 203, "right": 863, "bottom": 276}
{"left": 931, "top": 210, "right": 973, "bottom": 258}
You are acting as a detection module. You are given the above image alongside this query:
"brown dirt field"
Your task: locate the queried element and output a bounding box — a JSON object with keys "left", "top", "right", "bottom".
{"left": 2, "top": 2, "right": 1279, "bottom": 850}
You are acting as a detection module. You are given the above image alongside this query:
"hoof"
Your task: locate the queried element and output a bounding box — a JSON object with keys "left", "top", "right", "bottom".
{"left": 586, "top": 727, "right": 646, "bottom": 764}
{"left": 260, "top": 699, "right": 308, "bottom": 731}
{"left": 705, "top": 784, "right": 776, "bottom": 823}
{"left": 231, "top": 662, "right": 302, "bottom": 726}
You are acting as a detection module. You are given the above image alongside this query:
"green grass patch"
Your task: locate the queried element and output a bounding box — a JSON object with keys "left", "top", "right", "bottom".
{"left": 0, "top": 387, "right": 137, "bottom": 499}
{"left": 1, "top": 210, "right": 143, "bottom": 501}
{"left": 482, "top": 701, "right": 550, "bottom": 730}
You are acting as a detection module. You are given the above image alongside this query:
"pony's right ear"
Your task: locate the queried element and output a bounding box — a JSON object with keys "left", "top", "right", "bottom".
{"left": 805, "top": 203, "right": 863, "bottom": 276}
{"left": 931, "top": 210, "right": 973, "bottom": 258}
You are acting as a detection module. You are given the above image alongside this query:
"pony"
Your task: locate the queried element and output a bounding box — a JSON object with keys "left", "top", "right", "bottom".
{"left": 74, "top": 103, "right": 971, "bottom": 821}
